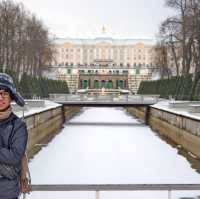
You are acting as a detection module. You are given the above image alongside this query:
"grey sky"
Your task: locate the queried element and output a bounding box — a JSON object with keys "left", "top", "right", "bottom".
{"left": 14, "top": 0, "right": 175, "bottom": 39}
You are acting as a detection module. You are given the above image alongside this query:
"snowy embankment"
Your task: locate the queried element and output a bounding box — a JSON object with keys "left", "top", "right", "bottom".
{"left": 13, "top": 100, "right": 61, "bottom": 118}
{"left": 152, "top": 100, "right": 200, "bottom": 121}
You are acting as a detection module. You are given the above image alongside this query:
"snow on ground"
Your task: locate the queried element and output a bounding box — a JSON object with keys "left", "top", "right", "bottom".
{"left": 13, "top": 100, "right": 61, "bottom": 118}
{"left": 152, "top": 100, "right": 200, "bottom": 121}
{"left": 21, "top": 107, "right": 200, "bottom": 199}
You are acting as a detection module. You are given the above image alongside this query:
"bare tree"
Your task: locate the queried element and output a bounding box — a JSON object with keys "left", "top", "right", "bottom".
{"left": 0, "top": 0, "right": 54, "bottom": 79}
{"left": 156, "top": 0, "right": 200, "bottom": 99}
{"left": 153, "top": 40, "right": 172, "bottom": 79}
{"left": 187, "top": 0, "right": 200, "bottom": 98}
{"left": 160, "top": 17, "right": 182, "bottom": 76}
{"left": 157, "top": 0, "right": 194, "bottom": 75}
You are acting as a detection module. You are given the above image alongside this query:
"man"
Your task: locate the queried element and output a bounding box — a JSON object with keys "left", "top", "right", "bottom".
{"left": 0, "top": 73, "right": 30, "bottom": 199}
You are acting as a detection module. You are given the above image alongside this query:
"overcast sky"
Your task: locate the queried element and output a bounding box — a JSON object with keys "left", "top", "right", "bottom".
{"left": 14, "top": 0, "right": 175, "bottom": 39}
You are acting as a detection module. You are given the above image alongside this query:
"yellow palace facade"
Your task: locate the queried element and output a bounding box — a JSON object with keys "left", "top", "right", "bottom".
{"left": 50, "top": 36, "right": 156, "bottom": 93}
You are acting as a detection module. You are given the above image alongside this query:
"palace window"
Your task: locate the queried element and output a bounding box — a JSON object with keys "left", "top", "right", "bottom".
{"left": 94, "top": 80, "right": 99, "bottom": 89}
{"left": 67, "top": 69, "right": 71, "bottom": 74}
{"left": 80, "top": 70, "right": 85, "bottom": 74}
{"left": 107, "top": 80, "right": 113, "bottom": 89}
{"left": 101, "top": 80, "right": 106, "bottom": 89}
{"left": 82, "top": 80, "right": 88, "bottom": 89}
{"left": 136, "top": 68, "right": 140, "bottom": 75}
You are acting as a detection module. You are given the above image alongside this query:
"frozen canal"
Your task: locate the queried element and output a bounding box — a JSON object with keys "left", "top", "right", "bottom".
{"left": 25, "top": 107, "right": 200, "bottom": 199}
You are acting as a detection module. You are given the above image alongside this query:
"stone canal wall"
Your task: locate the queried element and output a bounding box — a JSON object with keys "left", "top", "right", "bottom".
{"left": 24, "top": 105, "right": 81, "bottom": 158}
{"left": 127, "top": 106, "right": 200, "bottom": 159}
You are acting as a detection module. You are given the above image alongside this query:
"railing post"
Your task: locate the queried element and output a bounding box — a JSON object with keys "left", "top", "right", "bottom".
{"left": 155, "top": 95, "right": 159, "bottom": 103}
{"left": 145, "top": 106, "right": 150, "bottom": 125}
{"left": 96, "top": 191, "right": 100, "bottom": 199}
{"left": 126, "top": 94, "right": 128, "bottom": 102}
{"left": 168, "top": 190, "right": 171, "bottom": 199}
{"left": 140, "top": 95, "right": 144, "bottom": 103}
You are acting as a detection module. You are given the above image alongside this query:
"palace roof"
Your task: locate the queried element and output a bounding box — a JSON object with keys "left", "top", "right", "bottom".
{"left": 52, "top": 37, "right": 155, "bottom": 46}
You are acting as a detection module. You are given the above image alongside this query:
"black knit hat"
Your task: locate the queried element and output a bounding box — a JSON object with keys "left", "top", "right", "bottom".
{"left": 0, "top": 73, "right": 25, "bottom": 107}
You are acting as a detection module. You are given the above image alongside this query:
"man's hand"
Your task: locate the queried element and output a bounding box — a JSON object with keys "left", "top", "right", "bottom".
{"left": 20, "top": 154, "right": 31, "bottom": 194}
{"left": 20, "top": 175, "right": 31, "bottom": 194}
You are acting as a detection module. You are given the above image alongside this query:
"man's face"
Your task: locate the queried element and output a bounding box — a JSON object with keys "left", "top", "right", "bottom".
{"left": 0, "top": 89, "right": 12, "bottom": 111}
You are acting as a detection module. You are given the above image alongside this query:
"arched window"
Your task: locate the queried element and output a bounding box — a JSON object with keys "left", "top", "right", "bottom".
{"left": 107, "top": 80, "right": 113, "bottom": 89}
{"left": 94, "top": 80, "right": 99, "bottom": 89}
{"left": 119, "top": 80, "right": 124, "bottom": 89}
{"left": 83, "top": 80, "right": 88, "bottom": 89}
{"left": 101, "top": 80, "right": 106, "bottom": 88}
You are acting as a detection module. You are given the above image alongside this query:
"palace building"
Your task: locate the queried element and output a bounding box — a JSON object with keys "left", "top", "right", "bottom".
{"left": 48, "top": 34, "right": 156, "bottom": 94}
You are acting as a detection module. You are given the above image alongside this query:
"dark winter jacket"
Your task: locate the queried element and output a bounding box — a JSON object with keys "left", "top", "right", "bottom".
{"left": 0, "top": 112, "right": 28, "bottom": 199}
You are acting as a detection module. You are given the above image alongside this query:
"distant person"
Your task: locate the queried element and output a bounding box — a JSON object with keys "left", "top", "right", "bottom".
{"left": 0, "top": 73, "right": 31, "bottom": 199}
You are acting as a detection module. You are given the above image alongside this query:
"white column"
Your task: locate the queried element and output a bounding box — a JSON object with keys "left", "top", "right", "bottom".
{"left": 94, "top": 48, "right": 97, "bottom": 60}
{"left": 80, "top": 48, "right": 83, "bottom": 65}
{"left": 99, "top": 48, "right": 102, "bottom": 60}
{"left": 105, "top": 48, "right": 108, "bottom": 60}
{"left": 73, "top": 48, "right": 76, "bottom": 65}
{"left": 117, "top": 48, "right": 120, "bottom": 65}
{"left": 87, "top": 48, "right": 90, "bottom": 65}
{"left": 124, "top": 48, "right": 127, "bottom": 66}
{"left": 110, "top": 48, "right": 113, "bottom": 60}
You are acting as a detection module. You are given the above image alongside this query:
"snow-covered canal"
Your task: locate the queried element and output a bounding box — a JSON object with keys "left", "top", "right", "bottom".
{"left": 26, "top": 107, "right": 200, "bottom": 199}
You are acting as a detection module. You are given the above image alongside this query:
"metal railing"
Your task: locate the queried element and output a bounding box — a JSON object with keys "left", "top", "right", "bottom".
{"left": 49, "top": 94, "right": 160, "bottom": 105}
{"left": 31, "top": 184, "right": 200, "bottom": 199}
